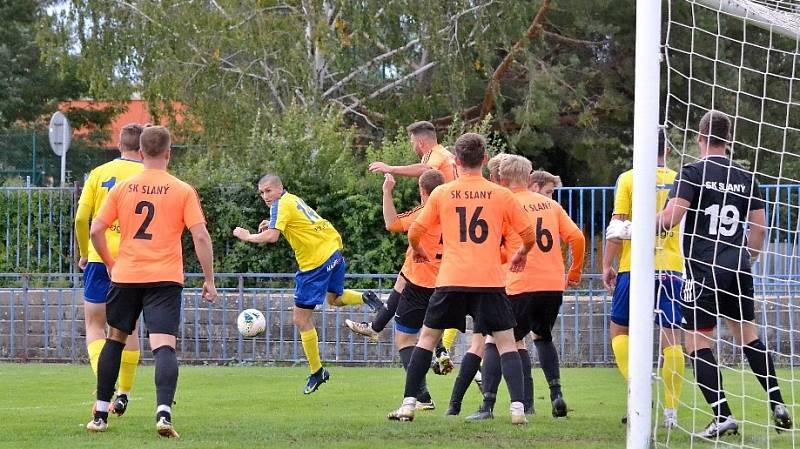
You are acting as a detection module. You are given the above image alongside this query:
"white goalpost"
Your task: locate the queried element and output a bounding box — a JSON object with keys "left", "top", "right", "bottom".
{"left": 630, "top": 0, "right": 800, "bottom": 448}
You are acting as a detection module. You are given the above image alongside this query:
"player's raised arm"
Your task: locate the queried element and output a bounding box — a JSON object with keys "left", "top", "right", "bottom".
{"left": 382, "top": 174, "right": 403, "bottom": 231}
{"left": 233, "top": 226, "right": 281, "bottom": 244}
{"left": 370, "top": 161, "right": 431, "bottom": 178}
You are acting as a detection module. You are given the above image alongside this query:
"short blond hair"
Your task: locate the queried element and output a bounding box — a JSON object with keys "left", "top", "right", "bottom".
{"left": 529, "top": 170, "right": 562, "bottom": 188}
{"left": 499, "top": 155, "right": 532, "bottom": 184}
{"left": 487, "top": 153, "right": 510, "bottom": 180}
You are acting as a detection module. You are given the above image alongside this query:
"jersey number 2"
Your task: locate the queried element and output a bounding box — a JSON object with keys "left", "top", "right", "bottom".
{"left": 134, "top": 201, "right": 155, "bottom": 240}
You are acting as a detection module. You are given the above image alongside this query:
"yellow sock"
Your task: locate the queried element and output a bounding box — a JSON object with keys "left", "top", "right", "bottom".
{"left": 339, "top": 290, "right": 364, "bottom": 306}
{"left": 118, "top": 349, "right": 140, "bottom": 394}
{"left": 87, "top": 339, "right": 105, "bottom": 376}
{"left": 611, "top": 335, "right": 629, "bottom": 379}
{"left": 300, "top": 329, "right": 323, "bottom": 373}
{"left": 442, "top": 328, "right": 458, "bottom": 350}
{"left": 662, "top": 344, "right": 685, "bottom": 409}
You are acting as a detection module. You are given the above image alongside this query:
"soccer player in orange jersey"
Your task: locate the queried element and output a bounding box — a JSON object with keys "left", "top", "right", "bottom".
{"left": 468, "top": 155, "right": 585, "bottom": 421}
{"left": 387, "top": 133, "right": 536, "bottom": 425}
{"left": 86, "top": 126, "right": 218, "bottom": 438}
{"left": 529, "top": 170, "right": 562, "bottom": 199}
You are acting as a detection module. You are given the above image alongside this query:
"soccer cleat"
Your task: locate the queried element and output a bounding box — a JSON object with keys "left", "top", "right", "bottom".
{"left": 303, "top": 367, "right": 330, "bottom": 395}
{"left": 551, "top": 396, "right": 568, "bottom": 418}
{"left": 344, "top": 319, "right": 379, "bottom": 342}
{"left": 465, "top": 405, "right": 494, "bottom": 421}
{"left": 388, "top": 399, "right": 416, "bottom": 422}
{"left": 444, "top": 401, "right": 462, "bottom": 416}
{"left": 695, "top": 415, "right": 738, "bottom": 439}
{"left": 773, "top": 404, "right": 793, "bottom": 432}
{"left": 416, "top": 399, "right": 436, "bottom": 411}
{"left": 111, "top": 393, "right": 129, "bottom": 416}
{"left": 86, "top": 417, "right": 108, "bottom": 432}
{"left": 156, "top": 416, "right": 180, "bottom": 438}
{"left": 362, "top": 291, "right": 385, "bottom": 314}
{"left": 510, "top": 401, "right": 528, "bottom": 425}
{"left": 473, "top": 370, "right": 483, "bottom": 393}
{"left": 663, "top": 408, "right": 678, "bottom": 429}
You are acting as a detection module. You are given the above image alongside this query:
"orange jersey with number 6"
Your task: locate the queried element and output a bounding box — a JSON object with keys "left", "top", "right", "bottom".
{"left": 410, "top": 173, "right": 533, "bottom": 289}
{"left": 96, "top": 169, "right": 207, "bottom": 284}
{"left": 503, "top": 189, "right": 585, "bottom": 294}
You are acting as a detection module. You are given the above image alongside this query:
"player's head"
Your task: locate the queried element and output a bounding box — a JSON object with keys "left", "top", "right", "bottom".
{"left": 139, "top": 126, "right": 171, "bottom": 160}
{"left": 487, "top": 153, "right": 510, "bottom": 184}
{"left": 119, "top": 123, "right": 144, "bottom": 154}
{"left": 406, "top": 121, "right": 438, "bottom": 157}
{"left": 498, "top": 155, "right": 532, "bottom": 188}
{"left": 418, "top": 169, "right": 445, "bottom": 203}
{"left": 698, "top": 110, "right": 731, "bottom": 153}
{"left": 454, "top": 133, "right": 487, "bottom": 170}
{"left": 529, "top": 170, "right": 561, "bottom": 199}
{"left": 257, "top": 173, "right": 284, "bottom": 206}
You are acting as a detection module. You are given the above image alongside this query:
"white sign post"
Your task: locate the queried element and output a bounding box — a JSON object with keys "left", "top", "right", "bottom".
{"left": 48, "top": 112, "right": 72, "bottom": 186}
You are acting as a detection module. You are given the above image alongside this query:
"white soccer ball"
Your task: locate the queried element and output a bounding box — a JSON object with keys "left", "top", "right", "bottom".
{"left": 237, "top": 309, "right": 266, "bottom": 338}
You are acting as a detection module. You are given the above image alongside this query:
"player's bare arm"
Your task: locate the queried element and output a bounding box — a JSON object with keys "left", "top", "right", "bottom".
{"left": 656, "top": 197, "right": 689, "bottom": 232}
{"left": 381, "top": 174, "right": 401, "bottom": 231}
{"left": 746, "top": 208, "right": 767, "bottom": 261}
{"left": 233, "top": 226, "right": 280, "bottom": 244}
{"left": 369, "top": 161, "right": 430, "bottom": 178}
{"left": 407, "top": 222, "right": 431, "bottom": 263}
{"left": 89, "top": 217, "right": 115, "bottom": 272}
{"left": 190, "top": 223, "right": 218, "bottom": 303}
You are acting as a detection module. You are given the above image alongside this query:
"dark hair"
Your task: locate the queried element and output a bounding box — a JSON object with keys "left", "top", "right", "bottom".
{"left": 119, "top": 123, "right": 144, "bottom": 152}
{"left": 698, "top": 110, "right": 731, "bottom": 147}
{"left": 419, "top": 169, "right": 445, "bottom": 195}
{"left": 139, "top": 126, "right": 171, "bottom": 157}
{"left": 406, "top": 121, "right": 437, "bottom": 141}
{"left": 453, "top": 133, "right": 486, "bottom": 168}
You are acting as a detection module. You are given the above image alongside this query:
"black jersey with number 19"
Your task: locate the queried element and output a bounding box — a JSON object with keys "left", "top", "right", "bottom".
{"left": 668, "top": 155, "right": 765, "bottom": 274}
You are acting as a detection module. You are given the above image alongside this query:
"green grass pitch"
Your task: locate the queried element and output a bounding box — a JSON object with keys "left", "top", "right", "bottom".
{"left": 1, "top": 363, "right": 798, "bottom": 448}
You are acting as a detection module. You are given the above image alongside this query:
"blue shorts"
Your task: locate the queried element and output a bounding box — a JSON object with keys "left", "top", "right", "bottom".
{"left": 610, "top": 271, "right": 683, "bottom": 328}
{"left": 83, "top": 262, "right": 111, "bottom": 303}
{"left": 294, "top": 251, "right": 346, "bottom": 309}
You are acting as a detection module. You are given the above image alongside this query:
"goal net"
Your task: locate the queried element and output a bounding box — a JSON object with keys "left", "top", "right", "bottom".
{"left": 651, "top": 0, "right": 800, "bottom": 447}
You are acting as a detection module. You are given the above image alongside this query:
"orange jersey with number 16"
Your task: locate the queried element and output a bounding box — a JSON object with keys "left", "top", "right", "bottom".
{"left": 410, "top": 173, "right": 533, "bottom": 289}
{"left": 96, "top": 169, "right": 207, "bottom": 284}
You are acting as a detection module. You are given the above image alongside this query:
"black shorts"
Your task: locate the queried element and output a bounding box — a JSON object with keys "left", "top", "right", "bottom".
{"left": 106, "top": 282, "right": 183, "bottom": 336}
{"left": 395, "top": 281, "right": 435, "bottom": 334}
{"left": 423, "top": 288, "right": 516, "bottom": 336}
{"left": 681, "top": 268, "right": 755, "bottom": 331}
{"left": 509, "top": 291, "right": 563, "bottom": 342}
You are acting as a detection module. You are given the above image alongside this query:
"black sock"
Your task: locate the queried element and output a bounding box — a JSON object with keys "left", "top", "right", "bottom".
{"left": 691, "top": 348, "right": 732, "bottom": 417}
{"left": 480, "top": 343, "right": 502, "bottom": 410}
{"left": 449, "top": 351, "right": 482, "bottom": 405}
{"left": 743, "top": 339, "right": 784, "bottom": 409}
{"left": 399, "top": 346, "right": 429, "bottom": 400}
{"left": 97, "top": 339, "right": 125, "bottom": 403}
{"left": 518, "top": 348, "right": 534, "bottom": 407}
{"left": 500, "top": 351, "right": 525, "bottom": 404}
{"left": 403, "top": 347, "right": 433, "bottom": 398}
{"left": 534, "top": 340, "right": 562, "bottom": 400}
{"left": 373, "top": 289, "right": 401, "bottom": 332}
{"left": 154, "top": 345, "right": 178, "bottom": 419}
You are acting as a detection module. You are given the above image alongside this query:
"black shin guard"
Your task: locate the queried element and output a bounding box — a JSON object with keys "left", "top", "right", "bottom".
{"left": 97, "top": 339, "right": 125, "bottom": 402}
{"left": 153, "top": 345, "right": 178, "bottom": 416}
{"left": 743, "top": 339, "right": 784, "bottom": 409}
{"left": 372, "top": 289, "right": 401, "bottom": 332}
{"left": 399, "top": 346, "right": 429, "bottom": 399}
{"left": 403, "top": 348, "right": 433, "bottom": 398}
{"left": 691, "top": 348, "right": 732, "bottom": 417}
{"left": 449, "top": 351, "right": 482, "bottom": 405}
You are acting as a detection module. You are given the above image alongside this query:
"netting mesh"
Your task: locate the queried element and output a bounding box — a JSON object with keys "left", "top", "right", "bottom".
{"left": 655, "top": 0, "right": 800, "bottom": 446}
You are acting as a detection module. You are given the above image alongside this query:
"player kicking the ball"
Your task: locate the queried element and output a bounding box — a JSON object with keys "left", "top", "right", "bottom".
{"left": 233, "top": 174, "right": 383, "bottom": 394}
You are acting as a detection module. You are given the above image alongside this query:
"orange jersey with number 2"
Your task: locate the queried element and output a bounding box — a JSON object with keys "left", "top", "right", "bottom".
{"left": 96, "top": 169, "right": 206, "bottom": 284}
{"left": 410, "top": 173, "right": 533, "bottom": 289}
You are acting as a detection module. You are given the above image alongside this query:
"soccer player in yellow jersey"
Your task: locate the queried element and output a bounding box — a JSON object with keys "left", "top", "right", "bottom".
{"left": 602, "top": 131, "right": 685, "bottom": 429}
{"left": 233, "top": 174, "right": 383, "bottom": 394}
{"left": 74, "top": 123, "right": 145, "bottom": 417}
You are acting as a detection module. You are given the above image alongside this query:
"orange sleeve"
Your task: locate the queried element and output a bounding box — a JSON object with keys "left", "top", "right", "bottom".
{"left": 386, "top": 220, "right": 404, "bottom": 233}
{"left": 391, "top": 207, "right": 420, "bottom": 233}
{"left": 565, "top": 228, "right": 585, "bottom": 283}
{"left": 183, "top": 186, "right": 207, "bottom": 229}
{"left": 95, "top": 186, "right": 120, "bottom": 227}
{"left": 517, "top": 225, "right": 536, "bottom": 247}
{"left": 557, "top": 206, "right": 580, "bottom": 239}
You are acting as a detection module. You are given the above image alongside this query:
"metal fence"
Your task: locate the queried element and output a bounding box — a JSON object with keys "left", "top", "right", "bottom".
{"left": 0, "top": 184, "right": 797, "bottom": 365}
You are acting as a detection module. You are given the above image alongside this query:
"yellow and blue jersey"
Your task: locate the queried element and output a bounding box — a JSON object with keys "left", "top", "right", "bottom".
{"left": 268, "top": 191, "right": 343, "bottom": 272}
{"left": 76, "top": 158, "right": 144, "bottom": 262}
{"left": 612, "top": 167, "right": 683, "bottom": 273}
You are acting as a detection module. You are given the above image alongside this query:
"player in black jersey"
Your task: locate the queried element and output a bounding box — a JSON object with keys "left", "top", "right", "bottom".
{"left": 656, "top": 111, "right": 792, "bottom": 438}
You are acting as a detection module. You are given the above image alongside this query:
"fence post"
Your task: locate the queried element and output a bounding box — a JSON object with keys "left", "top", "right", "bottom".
{"left": 22, "top": 274, "right": 29, "bottom": 362}
{"left": 31, "top": 132, "right": 36, "bottom": 185}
